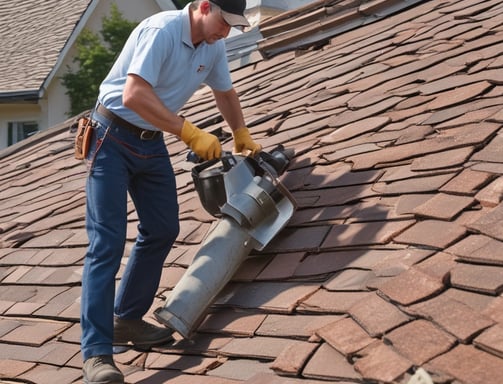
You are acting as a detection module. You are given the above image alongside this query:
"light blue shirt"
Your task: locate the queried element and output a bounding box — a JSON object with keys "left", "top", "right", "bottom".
{"left": 98, "top": 5, "right": 232, "bottom": 130}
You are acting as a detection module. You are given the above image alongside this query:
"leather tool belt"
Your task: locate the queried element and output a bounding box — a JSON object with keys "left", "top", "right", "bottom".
{"left": 96, "top": 104, "right": 162, "bottom": 141}
{"left": 74, "top": 113, "right": 93, "bottom": 160}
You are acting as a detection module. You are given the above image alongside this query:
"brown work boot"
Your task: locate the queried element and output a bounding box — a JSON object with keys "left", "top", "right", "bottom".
{"left": 83, "top": 355, "right": 124, "bottom": 384}
{"left": 113, "top": 316, "right": 173, "bottom": 348}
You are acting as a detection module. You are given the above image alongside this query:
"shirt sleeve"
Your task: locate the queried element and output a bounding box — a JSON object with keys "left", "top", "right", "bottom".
{"left": 127, "top": 27, "right": 172, "bottom": 88}
{"left": 204, "top": 40, "right": 233, "bottom": 92}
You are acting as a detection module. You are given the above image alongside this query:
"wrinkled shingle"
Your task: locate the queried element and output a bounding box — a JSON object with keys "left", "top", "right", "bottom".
{"left": 407, "top": 294, "right": 494, "bottom": 342}
{"left": 385, "top": 319, "right": 456, "bottom": 365}
{"left": 428, "top": 344, "right": 503, "bottom": 384}
{"left": 354, "top": 341, "right": 412, "bottom": 383}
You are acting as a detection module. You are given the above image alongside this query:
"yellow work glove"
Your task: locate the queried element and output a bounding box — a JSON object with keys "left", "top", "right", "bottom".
{"left": 180, "top": 120, "right": 221, "bottom": 160}
{"left": 233, "top": 127, "right": 262, "bottom": 156}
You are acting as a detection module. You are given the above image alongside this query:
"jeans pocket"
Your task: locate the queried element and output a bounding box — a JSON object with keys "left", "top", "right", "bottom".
{"left": 86, "top": 123, "right": 109, "bottom": 172}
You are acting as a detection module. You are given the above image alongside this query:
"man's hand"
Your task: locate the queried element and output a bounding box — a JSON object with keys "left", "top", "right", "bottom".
{"left": 181, "top": 120, "right": 221, "bottom": 160}
{"left": 233, "top": 127, "right": 262, "bottom": 156}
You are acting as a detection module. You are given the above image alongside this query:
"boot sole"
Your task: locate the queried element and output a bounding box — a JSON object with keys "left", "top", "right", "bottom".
{"left": 83, "top": 377, "right": 123, "bottom": 384}
{"left": 113, "top": 333, "right": 174, "bottom": 349}
{"left": 84, "top": 381, "right": 123, "bottom": 384}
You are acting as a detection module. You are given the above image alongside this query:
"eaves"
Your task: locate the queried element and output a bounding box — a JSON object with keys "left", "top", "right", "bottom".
{"left": 0, "top": 90, "right": 40, "bottom": 104}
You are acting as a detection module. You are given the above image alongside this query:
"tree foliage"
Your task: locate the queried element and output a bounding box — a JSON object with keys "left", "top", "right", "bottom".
{"left": 62, "top": 4, "right": 137, "bottom": 116}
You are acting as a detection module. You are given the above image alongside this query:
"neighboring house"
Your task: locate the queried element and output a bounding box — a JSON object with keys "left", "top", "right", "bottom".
{"left": 0, "top": 0, "right": 175, "bottom": 150}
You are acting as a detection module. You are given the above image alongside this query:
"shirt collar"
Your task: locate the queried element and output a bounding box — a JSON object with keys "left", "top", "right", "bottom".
{"left": 181, "top": 4, "right": 194, "bottom": 48}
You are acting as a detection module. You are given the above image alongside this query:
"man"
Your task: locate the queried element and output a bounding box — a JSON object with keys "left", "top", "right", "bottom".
{"left": 80, "top": 1, "right": 261, "bottom": 383}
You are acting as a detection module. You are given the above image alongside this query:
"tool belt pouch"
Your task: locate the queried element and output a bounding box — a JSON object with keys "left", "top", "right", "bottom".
{"left": 74, "top": 115, "right": 93, "bottom": 160}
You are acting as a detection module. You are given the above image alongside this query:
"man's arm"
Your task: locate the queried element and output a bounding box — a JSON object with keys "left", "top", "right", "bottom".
{"left": 123, "top": 73, "right": 221, "bottom": 160}
{"left": 123, "top": 73, "right": 184, "bottom": 136}
{"left": 212, "top": 88, "right": 246, "bottom": 131}
{"left": 213, "top": 88, "right": 262, "bottom": 156}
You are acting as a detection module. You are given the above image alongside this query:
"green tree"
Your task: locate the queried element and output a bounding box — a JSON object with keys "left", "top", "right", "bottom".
{"left": 62, "top": 4, "right": 137, "bottom": 116}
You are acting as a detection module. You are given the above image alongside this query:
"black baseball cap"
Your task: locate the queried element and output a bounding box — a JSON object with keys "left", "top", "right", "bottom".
{"left": 210, "top": 0, "right": 250, "bottom": 27}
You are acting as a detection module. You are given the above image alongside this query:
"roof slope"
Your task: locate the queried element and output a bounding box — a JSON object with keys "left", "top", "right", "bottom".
{"left": 1, "top": 0, "right": 503, "bottom": 383}
{"left": 0, "top": 0, "right": 92, "bottom": 97}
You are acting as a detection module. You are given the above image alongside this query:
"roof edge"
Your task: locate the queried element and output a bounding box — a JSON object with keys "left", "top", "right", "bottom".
{"left": 0, "top": 90, "right": 40, "bottom": 103}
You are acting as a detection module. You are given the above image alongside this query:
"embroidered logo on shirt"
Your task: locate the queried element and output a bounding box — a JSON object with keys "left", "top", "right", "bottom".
{"left": 197, "top": 65, "right": 205, "bottom": 73}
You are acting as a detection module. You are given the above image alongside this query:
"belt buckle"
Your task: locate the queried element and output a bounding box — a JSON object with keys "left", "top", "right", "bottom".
{"left": 140, "top": 129, "right": 159, "bottom": 140}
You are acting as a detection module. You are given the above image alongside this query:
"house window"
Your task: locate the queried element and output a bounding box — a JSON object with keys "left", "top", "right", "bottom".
{"left": 7, "top": 121, "right": 38, "bottom": 146}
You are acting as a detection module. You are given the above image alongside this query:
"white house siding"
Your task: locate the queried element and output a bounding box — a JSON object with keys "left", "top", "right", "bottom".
{"left": 45, "top": 0, "right": 165, "bottom": 134}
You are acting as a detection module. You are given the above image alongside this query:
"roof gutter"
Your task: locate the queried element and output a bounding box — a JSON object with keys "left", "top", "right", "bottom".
{"left": 0, "top": 90, "right": 40, "bottom": 103}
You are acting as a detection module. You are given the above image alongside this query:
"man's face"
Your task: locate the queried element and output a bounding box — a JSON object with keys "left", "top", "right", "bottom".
{"left": 202, "top": 4, "right": 232, "bottom": 44}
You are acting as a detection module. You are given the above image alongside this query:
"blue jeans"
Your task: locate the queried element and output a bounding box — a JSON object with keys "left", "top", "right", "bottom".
{"left": 80, "top": 110, "right": 179, "bottom": 360}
